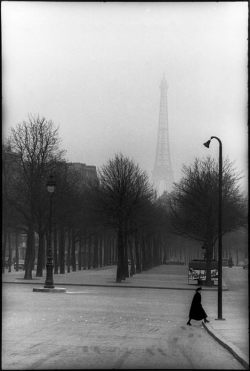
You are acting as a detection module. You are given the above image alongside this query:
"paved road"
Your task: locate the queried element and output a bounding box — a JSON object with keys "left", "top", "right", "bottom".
{"left": 2, "top": 283, "right": 245, "bottom": 370}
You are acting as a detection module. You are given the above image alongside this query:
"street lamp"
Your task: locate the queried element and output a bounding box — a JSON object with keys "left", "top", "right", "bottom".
{"left": 44, "top": 174, "right": 56, "bottom": 288}
{"left": 203, "top": 136, "right": 224, "bottom": 320}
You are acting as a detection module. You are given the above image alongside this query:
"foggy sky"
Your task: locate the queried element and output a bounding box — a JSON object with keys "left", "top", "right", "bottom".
{"left": 2, "top": 2, "right": 248, "bottom": 191}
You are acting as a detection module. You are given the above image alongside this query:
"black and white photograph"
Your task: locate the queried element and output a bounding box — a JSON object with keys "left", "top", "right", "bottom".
{"left": 2, "top": 2, "right": 248, "bottom": 369}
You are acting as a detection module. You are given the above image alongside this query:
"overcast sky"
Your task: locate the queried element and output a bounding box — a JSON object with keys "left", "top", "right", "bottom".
{"left": 2, "top": 2, "right": 248, "bottom": 192}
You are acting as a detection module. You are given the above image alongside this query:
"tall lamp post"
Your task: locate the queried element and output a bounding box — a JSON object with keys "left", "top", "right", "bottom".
{"left": 44, "top": 174, "right": 56, "bottom": 289}
{"left": 203, "top": 136, "right": 224, "bottom": 320}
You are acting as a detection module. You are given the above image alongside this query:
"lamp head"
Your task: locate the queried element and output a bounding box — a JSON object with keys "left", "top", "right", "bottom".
{"left": 203, "top": 140, "right": 211, "bottom": 148}
{"left": 46, "top": 174, "right": 56, "bottom": 193}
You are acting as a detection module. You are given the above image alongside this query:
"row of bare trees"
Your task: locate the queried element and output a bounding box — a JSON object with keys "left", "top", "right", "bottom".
{"left": 89, "top": 153, "right": 164, "bottom": 282}
{"left": 2, "top": 116, "right": 170, "bottom": 282}
{"left": 2, "top": 114, "right": 248, "bottom": 286}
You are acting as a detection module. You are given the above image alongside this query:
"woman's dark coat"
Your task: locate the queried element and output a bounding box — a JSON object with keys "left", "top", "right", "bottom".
{"left": 189, "top": 291, "right": 207, "bottom": 320}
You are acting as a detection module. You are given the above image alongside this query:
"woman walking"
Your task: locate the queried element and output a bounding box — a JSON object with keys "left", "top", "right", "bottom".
{"left": 187, "top": 287, "right": 210, "bottom": 326}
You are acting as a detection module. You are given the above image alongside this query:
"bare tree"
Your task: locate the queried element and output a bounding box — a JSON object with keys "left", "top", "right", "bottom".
{"left": 4, "top": 115, "right": 65, "bottom": 279}
{"left": 91, "top": 153, "right": 154, "bottom": 282}
{"left": 168, "top": 156, "right": 247, "bottom": 286}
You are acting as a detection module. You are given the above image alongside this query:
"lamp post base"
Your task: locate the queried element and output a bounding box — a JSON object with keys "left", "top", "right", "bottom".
{"left": 215, "top": 318, "right": 226, "bottom": 321}
{"left": 33, "top": 287, "right": 66, "bottom": 293}
{"left": 45, "top": 264, "right": 54, "bottom": 288}
{"left": 44, "top": 284, "right": 55, "bottom": 288}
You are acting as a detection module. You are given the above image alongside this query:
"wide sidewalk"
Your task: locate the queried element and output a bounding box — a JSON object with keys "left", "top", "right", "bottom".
{"left": 2, "top": 264, "right": 249, "bottom": 369}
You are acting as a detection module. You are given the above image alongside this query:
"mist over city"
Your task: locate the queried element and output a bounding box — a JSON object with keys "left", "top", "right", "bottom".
{"left": 2, "top": 3, "right": 248, "bottom": 370}
{"left": 2, "top": 2, "right": 248, "bottom": 192}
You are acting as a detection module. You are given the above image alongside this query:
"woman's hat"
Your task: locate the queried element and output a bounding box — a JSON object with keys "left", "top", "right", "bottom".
{"left": 196, "top": 287, "right": 202, "bottom": 291}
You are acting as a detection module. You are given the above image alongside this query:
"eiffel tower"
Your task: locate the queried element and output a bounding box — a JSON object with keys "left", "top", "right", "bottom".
{"left": 152, "top": 75, "right": 174, "bottom": 195}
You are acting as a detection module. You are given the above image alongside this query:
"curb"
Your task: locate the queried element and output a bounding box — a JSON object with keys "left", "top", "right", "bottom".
{"left": 2, "top": 281, "right": 229, "bottom": 291}
{"left": 203, "top": 322, "right": 249, "bottom": 370}
{"left": 33, "top": 287, "right": 66, "bottom": 293}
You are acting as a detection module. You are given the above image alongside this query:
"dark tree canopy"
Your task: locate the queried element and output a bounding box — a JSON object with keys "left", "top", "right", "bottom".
{"left": 94, "top": 152, "right": 154, "bottom": 233}
{"left": 169, "top": 156, "right": 247, "bottom": 244}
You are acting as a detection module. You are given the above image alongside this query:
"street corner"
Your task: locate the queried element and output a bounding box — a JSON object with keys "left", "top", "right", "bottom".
{"left": 202, "top": 321, "right": 249, "bottom": 370}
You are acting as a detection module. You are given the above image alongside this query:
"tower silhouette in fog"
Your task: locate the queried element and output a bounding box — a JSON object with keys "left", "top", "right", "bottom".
{"left": 152, "top": 75, "right": 174, "bottom": 195}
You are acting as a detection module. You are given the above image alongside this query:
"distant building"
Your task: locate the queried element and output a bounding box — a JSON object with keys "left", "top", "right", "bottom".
{"left": 67, "top": 162, "right": 98, "bottom": 185}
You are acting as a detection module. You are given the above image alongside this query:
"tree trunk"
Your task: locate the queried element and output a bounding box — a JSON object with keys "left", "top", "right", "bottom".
{"left": 129, "top": 237, "right": 135, "bottom": 277}
{"left": 163, "top": 241, "right": 167, "bottom": 263}
{"left": 78, "top": 239, "right": 82, "bottom": 271}
{"left": 205, "top": 239, "right": 212, "bottom": 287}
{"left": 116, "top": 228, "right": 123, "bottom": 282}
{"left": 2, "top": 229, "right": 7, "bottom": 273}
{"left": 71, "top": 233, "right": 76, "bottom": 272}
{"left": 67, "top": 231, "right": 71, "bottom": 273}
{"left": 88, "top": 235, "right": 92, "bottom": 269}
{"left": 156, "top": 237, "right": 160, "bottom": 265}
{"left": 99, "top": 235, "right": 103, "bottom": 268}
{"left": 42, "top": 237, "right": 46, "bottom": 270}
{"left": 15, "top": 232, "right": 19, "bottom": 272}
{"left": 111, "top": 236, "right": 115, "bottom": 265}
{"left": 141, "top": 238, "right": 147, "bottom": 271}
{"left": 110, "top": 235, "right": 114, "bottom": 265}
{"left": 153, "top": 236, "right": 158, "bottom": 267}
{"left": 103, "top": 235, "right": 107, "bottom": 266}
{"left": 135, "top": 233, "right": 141, "bottom": 273}
{"left": 54, "top": 225, "right": 58, "bottom": 274}
{"left": 8, "top": 232, "right": 12, "bottom": 272}
{"left": 36, "top": 230, "right": 45, "bottom": 277}
{"left": 31, "top": 236, "right": 36, "bottom": 271}
{"left": 158, "top": 236, "right": 162, "bottom": 265}
{"left": 83, "top": 238, "right": 87, "bottom": 270}
{"left": 93, "top": 234, "right": 99, "bottom": 269}
{"left": 107, "top": 234, "right": 110, "bottom": 266}
{"left": 123, "top": 234, "right": 129, "bottom": 278}
{"left": 179, "top": 240, "right": 183, "bottom": 262}
{"left": 236, "top": 245, "right": 239, "bottom": 266}
{"left": 147, "top": 239, "right": 153, "bottom": 270}
{"left": 59, "top": 225, "right": 65, "bottom": 274}
{"left": 24, "top": 223, "right": 34, "bottom": 279}
{"left": 107, "top": 235, "right": 111, "bottom": 265}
